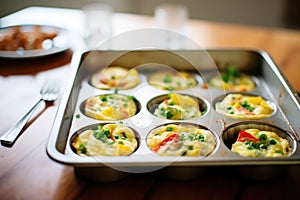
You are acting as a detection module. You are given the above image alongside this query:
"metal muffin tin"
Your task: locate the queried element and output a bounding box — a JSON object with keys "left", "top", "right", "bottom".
{"left": 47, "top": 49, "right": 300, "bottom": 181}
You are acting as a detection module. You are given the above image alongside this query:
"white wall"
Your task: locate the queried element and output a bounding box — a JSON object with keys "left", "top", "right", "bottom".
{"left": 0, "top": 0, "right": 286, "bottom": 28}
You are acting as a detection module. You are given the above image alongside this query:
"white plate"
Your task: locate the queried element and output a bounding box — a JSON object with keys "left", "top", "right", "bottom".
{"left": 0, "top": 24, "right": 70, "bottom": 59}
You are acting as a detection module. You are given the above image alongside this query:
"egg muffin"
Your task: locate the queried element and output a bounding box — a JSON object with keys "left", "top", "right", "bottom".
{"left": 84, "top": 94, "right": 138, "bottom": 120}
{"left": 90, "top": 66, "right": 141, "bottom": 90}
{"left": 215, "top": 93, "right": 274, "bottom": 120}
{"left": 72, "top": 124, "right": 138, "bottom": 156}
{"left": 147, "top": 124, "right": 216, "bottom": 156}
{"left": 231, "top": 129, "right": 291, "bottom": 157}
{"left": 209, "top": 66, "right": 255, "bottom": 92}
{"left": 154, "top": 93, "right": 204, "bottom": 120}
{"left": 149, "top": 71, "right": 197, "bottom": 90}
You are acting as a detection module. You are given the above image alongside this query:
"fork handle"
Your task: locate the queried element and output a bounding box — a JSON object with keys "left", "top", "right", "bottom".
{"left": 0, "top": 98, "right": 42, "bottom": 145}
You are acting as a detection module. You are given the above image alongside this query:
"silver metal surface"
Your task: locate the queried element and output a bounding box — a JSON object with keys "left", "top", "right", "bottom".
{"left": 47, "top": 50, "right": 300, "bottom": 170}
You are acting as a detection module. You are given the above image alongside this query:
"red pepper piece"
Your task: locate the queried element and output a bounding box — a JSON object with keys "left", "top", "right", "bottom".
{"left": 153, "top": 133, "right": 180, "bottom": 152}
{"left": 110, "top": 130, "right": 115, "bottom": 141}
{"left": 237, "top": 130, "right": 259, "bottom": 142}
{"left": 163, "top": 100, "right": 169, "bottom": 105}
{"left": 99, "top": 75, "right": 107, "bottom": 84}
{"left": 238, "top": 107, "right": 254, "bottom": 115}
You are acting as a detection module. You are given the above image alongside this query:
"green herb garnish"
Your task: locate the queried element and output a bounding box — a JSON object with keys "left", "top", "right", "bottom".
{"left": 222, "top": 66, "right": 240, "bottom": 83}
{"left": 259, "top": 134, "right": 267, "bottom": 141}
{"left": 128, "top": 95, "right": 135, "bottom": 101}
{"left": 275, "top": 150, "right": 284, "bottom": 154}
{"left": 165, "top": 110, "right": 173, "bottom": 119}
{"left": 100, "top": 96, "right": 107, "bottom": 102}
{"left": 93, "top": 126, "right": 107, "bottom": 142}
{"left": 163, "top": 74, "right": 172, "bottom": 83}
{"left": 196, "top": 134, "right": 205, "bottom": 142}
{"left": 166, "top": 126, "right": 174, "bottom": 131}
{"left": 269, "top": 139, "right": 277, "bottom": 145}
{"left": 79, "top": 143, "right": 87, "bottom": 154}
{"left": 241, "top": 101, "right": 254, "bottom": 112}
{"left": 104, "top": 129, "right": 110, "bottom": 138}
{"left": 114, "top": 135, "right": 119, "bottom": 139}
{"left": 188, "top": 145, "right": 194, "bottom": 150}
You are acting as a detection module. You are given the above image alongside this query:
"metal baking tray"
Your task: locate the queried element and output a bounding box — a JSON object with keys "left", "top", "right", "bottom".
{"left": 47, "top": 49, "right": 300, "bottom": 181}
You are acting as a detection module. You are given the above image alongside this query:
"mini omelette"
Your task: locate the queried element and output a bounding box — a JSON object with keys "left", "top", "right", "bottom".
{"left": 215, "top": 93, "right": 274, "bottom": 120}
{"left": 231, "top": 129, "right": 291, "bottom": 158}
{"left": 209, "top": 66, "right": 255, "bottom": 92}
{"left": 84, "top": 94, "right": 137, "bottom": 120}
{"left": 154, "top": 93, "right": 203, "bottom": 120}
{"left": 90, "top": 66, "right": 141, "bottom": 90}
{"left": 147, "top": 124, "right": 216, "bottom": 156}
{"left": 149, "top": 71, "right": 197, "bottom": 90}
{"left": 72, "top": 124, "right": 138, "bottom": 156}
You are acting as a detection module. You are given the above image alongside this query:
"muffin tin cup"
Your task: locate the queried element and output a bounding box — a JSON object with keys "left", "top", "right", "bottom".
{"left": 213, "top": 92, "right": 277, "bottom": 120}
{"left": 222, "top": 121, "right": 297, "bottom": 157}
{"left": 79, "top": 93, "right": 142, "bottom": 120}
{"left": 47, "top": 49, "right": 300, "bottom": 182}
{"left": 70, "top": 123, "right": 141, "bottom": 157}
{"left": 146, "top": 122, "right": 219, "bottom": 157}
{"left": 147, "top": 93, "right": 209, "bottom": 119}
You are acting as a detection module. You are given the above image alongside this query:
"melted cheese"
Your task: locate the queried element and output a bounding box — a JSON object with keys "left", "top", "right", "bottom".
{"left": 147, "top": 124, "right": 216, "bottom": 156}
{"left": 84, "top": 94, "right": 137, "bottom": 120}
{"left": 215, "top": 94, "right": 274, "bottom": 119}
{"left": 72, "top": 124, "right": 138, "bottom": 156}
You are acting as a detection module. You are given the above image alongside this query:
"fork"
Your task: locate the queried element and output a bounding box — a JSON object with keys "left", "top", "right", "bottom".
{"left": 0, "top": 81, "right": 60, "bottom": 145}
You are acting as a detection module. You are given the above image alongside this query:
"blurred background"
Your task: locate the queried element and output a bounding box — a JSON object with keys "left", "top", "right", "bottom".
{"left": 0, "top": 0, "right": 299, "bottom": 29}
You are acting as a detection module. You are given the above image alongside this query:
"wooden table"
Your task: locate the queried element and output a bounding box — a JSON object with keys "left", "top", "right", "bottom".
{"left": 1, "top": 7, "right": 300, "bottom": 200}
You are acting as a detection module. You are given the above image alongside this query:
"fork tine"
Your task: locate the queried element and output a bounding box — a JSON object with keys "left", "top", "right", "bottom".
{"left": 40, "top": 81, "right": 49, "bottom": 95}
{"left": 40, "top": 80, "right": 61, "bottom": 100}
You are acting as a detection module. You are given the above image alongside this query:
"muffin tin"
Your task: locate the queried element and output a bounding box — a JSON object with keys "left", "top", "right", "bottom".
{"left": 47, "top": 49, "right": 300, "bottom": 181}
